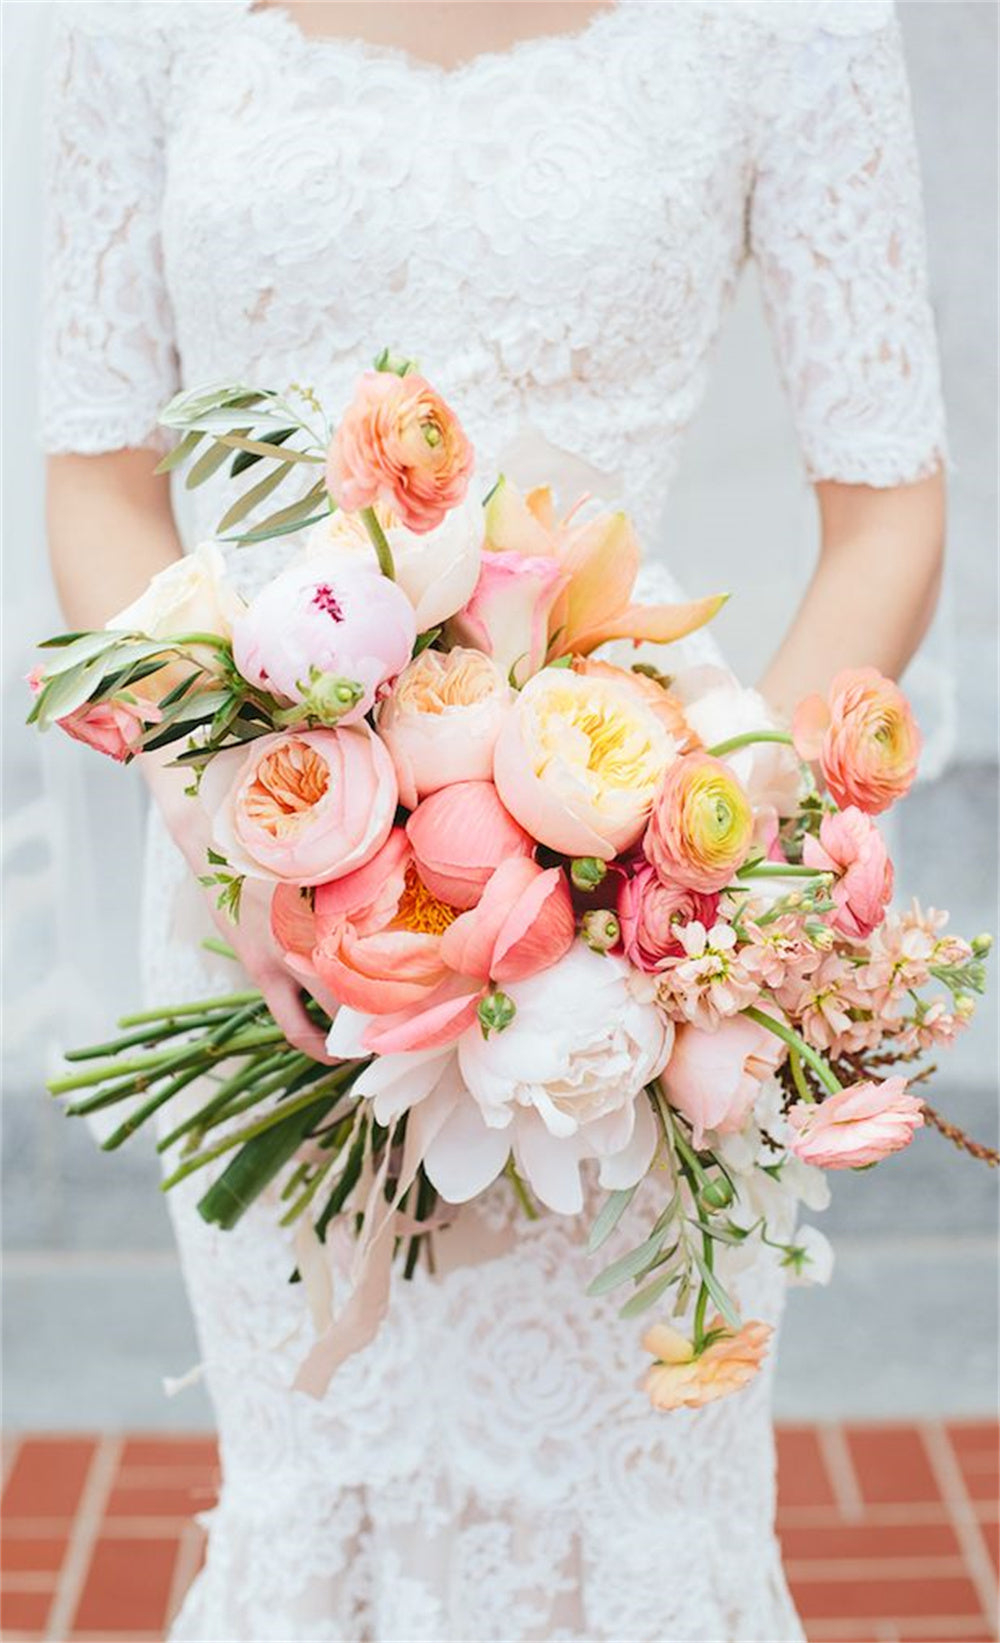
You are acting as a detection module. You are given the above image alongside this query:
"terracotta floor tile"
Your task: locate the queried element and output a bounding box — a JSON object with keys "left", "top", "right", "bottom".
{"left": 947, "top": 1424, "right": 1000, "bottom": 1456}
{"left": 777, "top": 1425, "right": 838, "bottom": 1510}
{"left": 780, "top": 1520, "right": 961, "bottom": 1562}
{"left": 0, "top": 1588, "right": 52, "bottom": 1634}
{"left": 0, "top": 1532, "right": 68, "bottom": 1573}
{"left": 846, "top": 1426, "right": 942, "bottom": 1507}
{"left": 119, "top": 1437, "right": 218, "bottom": 1471}
{"left": 792, "top": 1574, "right": 985, "bottom": 1622}
{"left": 71, "top": 1535, "right": 180, "bottom": 1635}
{"left": 1, "top": 1438, "right": 95, "bottom": 1521}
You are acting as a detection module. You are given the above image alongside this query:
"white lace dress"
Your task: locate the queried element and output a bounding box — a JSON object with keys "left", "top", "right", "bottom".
{"left": 40, "top": 4, "right": 946, "bottom": 1639}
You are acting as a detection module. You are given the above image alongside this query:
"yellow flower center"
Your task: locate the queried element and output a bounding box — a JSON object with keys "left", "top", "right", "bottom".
{"left": 537, "top": 684, "right": 664, "bottom": 797}
{"left": 393, "top": 864, "right": 459, "bottom": 937}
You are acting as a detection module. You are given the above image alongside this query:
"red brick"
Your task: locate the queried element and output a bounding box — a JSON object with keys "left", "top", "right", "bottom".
{"left": 104, "top": 1480, "right": 217, "bottom": 1519}
{"left": 792, "top": 1573, "right": 984, "bottom": 1621}
{"left": 119, "top": 1437, "right": 218, "bottom": 1470}
{"left": 776, "top": 1425, "right": 838, "bottom": 1511}
{"left": 0, "top": 1532, "right": 67, "bottom": 1573}
{"left": 0, "top": 1588, "right": 52, "bottom": 1633}
{"left": 779, "top": 1519, "right": 961, "bottom": 1562}
{"left": 845, "top": 1426, "right": 941, "bottom": 1506}
{"left": 71, "top": 1536, "right": 180, "bottom": 1635}
{"left": 1, "top": 1438, "right": 95, "bottom": 1520}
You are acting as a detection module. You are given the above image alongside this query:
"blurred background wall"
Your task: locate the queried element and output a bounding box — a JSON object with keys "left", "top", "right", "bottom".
{"left": 2, "top": 2, "right": 997, "bottom": 1428}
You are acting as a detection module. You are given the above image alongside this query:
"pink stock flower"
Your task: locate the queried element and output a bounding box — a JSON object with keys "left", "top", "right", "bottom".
{"left": 617, "top": 861, "right": 718, "bottom": 972}
{"left": 663, "top": 1011, "right": 787, "bottom": 1147}
{"left": 803, "top": 807, "right": 894, "bottom": 941}
{"left": 655, "top": 921, "right": 757, "bottom": 1031}
{"left": 740, "top": 914, "right": 825, "bottom": 992}
{"left": 201, "top": 726, "right": 396, "bottom": 886}
{"left": 232, "top": 559, "right": 415, "bottom": 724}
{"left": 376, "top": 647, "right": 511, "bottom": 809}
{"left": 405, "top": 780, "right": 534, "bottom": 910}
{"left": 55, "top": 695, "right": 160, "bottom": 763}
{"left": 644, "top": 754, "right": 754, "bottom": 895}
{"left": 447, "top": 552, "right": 566, "bottom": 686}
{"left": 776, "top": 952, "right": 872, "bottom": 1057}
{"left": 792, "top": 667, "right": 921, "bottom": 816}
{"left": 787, "top": 1077, "right": 924, "bottom": 1169}
{"left": 325, "top": 370, "right": 474, "bottom": 534}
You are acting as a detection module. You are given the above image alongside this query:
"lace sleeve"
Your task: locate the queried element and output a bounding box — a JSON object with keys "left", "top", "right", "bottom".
{"left": 39, "top": 6, "right": 179, "bottom": 454}
{"left": 748, "top": 4, "right": 947, "bottom": 487}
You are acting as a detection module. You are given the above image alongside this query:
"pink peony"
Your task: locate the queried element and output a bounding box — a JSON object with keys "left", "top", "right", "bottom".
{"left": 792, "top": 667, "right": 921, "bottom": 816}
{"left": 803, "top": 807, "right": 894, "bottom": 941}
{"left": 200, "top": 726, "right": 396, "bottom": 886}
{"left": 405, "top": 780, "right": 534, "bottom": 911}
{"left": 787, "top": 1077, "right": 924, "bottom": 1169}
{"left": 447, "top": 550, "right": 566, "bottom": 686}
{"left": 644, "top": 754, "right": 754, "bottom": 894}
{"left": 376, "top": 647, "right": 510, "bottom": 810}
{"left": 232, "top": 558, "right": 415, "bottom": 725}
{"left": 617, "top": 862, "right": 719, "bottom": 972}
{"left": 663, "top": 1012, "right": 786, "bottom": 1146}
{"left": 325, "top": 370, "right": 474, "bottom": 534}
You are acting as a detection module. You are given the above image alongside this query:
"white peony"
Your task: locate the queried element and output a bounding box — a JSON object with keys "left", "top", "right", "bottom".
{"left": 674, "top": 664, "right": 801, "bottom": 819}
{"left": 107, "top": 541, "right": 244, "bottom": 641}
{"left": 306, "top": 492, "right": 483, "bottom": 630}
{"left": 327, "top": 944, "right": 673, "bottom": 1214}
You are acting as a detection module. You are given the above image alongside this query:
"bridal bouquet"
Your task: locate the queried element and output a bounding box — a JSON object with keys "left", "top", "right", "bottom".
{"left": 29, "top": 355, "right": 994, "bottom": 1409}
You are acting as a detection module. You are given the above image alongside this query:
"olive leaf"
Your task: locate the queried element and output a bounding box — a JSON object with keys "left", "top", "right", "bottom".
{"left": 216, "top": 461, "right": 294, "bottom": 532}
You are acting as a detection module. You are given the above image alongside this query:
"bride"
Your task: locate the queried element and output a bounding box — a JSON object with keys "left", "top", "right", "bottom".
{"left": 41, "top": 3, "right": 946, "bottom": 1639}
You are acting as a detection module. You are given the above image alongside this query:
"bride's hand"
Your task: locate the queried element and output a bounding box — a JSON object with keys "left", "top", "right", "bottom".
{"left": 139, "top": 749, "right": 335, "bottom": 1064}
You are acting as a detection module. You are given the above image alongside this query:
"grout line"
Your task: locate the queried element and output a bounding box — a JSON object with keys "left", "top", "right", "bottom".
{"left": 785, "top": 1553, "right": 969, "bottom": 1580}
{"left": 817, "top": 1422, "right": 866, "bottom": 1523}
{"left": 165, "top": 1517, "right": 207, "bottom": 1630}
{"left": 922, "top": 1420, "right": 1000, "bottom": 1638}
{"left": 43, "top": 1434, "right": 122, "bottom": 1643}
{"left": 0, "top": 1573, "right": 60, "bottom": 1593}
{"left": 1, "top": 1433, "right": 22, "bottom": 1491}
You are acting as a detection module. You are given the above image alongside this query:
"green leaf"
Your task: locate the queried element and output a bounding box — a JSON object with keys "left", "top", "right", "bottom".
{"left": 222, "top": 508, "right": 331, "bottom": 547}
{"left": 229, "top": 427, "right": 298, "bottom": 477}
{"left": 618, "top": 1269, "right": 677, "bottom": 1319}
{"left": 186, "top": 436, "right": 247, "bottom": 491}
{"left": 412, "top": 627, "right": 443, "bottom": 658}
{"left": 216, "top": 433, "right": 322, "bottom": 465}
{"left": 159, "top": 383, "right": 273, "bottom": 428}
{"left": 227, "top": 481, "right": 328, "bottom": 540}
{"left": 154, "top": 429, "right": 204, "bottom": 475}
{"left": 587, "top": 1185, "right": 638, "bottom": 1254}
{"left": 37, "top": 630, "right": 121, "bottom": 677}
{"left": 587, "top": 1228, "right": 669, "bottom": 1296}
{"left": 692, "top": 1249, "right": 742, "bottom": 1329}
{"left": 195, "top": 1093, "right": 339, "bottom": 1230}
{"left": 216, "top": 461, "right": 294, "bottom": 532}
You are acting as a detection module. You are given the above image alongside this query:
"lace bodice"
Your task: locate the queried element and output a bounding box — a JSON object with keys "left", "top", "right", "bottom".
{"left": 39, "top": 6, "right": 943, "bottom": 1639}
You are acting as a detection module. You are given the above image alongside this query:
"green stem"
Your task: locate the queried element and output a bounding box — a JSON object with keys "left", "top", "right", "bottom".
{"left": 505, "top": 1158, "right": 539, "bottom": 1220}
{"left": 788, "top": 1048, "right": 816, "bottom": 1106}
{"left": 692, "top": 1222, "right": 712, "bottom": 1350}
{"left": 161, "top": 1066, "right": 361, "bottom": 1188}
{"left": 706, "top": 730, "right": 795, "bottom": 759}
{"left": 118, "top": 992, "right": 260, "bottom": 1028}
{"left": 156, "top": 1050, "right": 299, "bottom": 1153}
{"left": 201, "top": 937, "right": 238, "bottom": 962}
{"left": 359, "top": 506, "right": 396, "bottom": 580}
{"left": 742, "top": 1005, "right": 842, "bottom": 1097}
{"left": 736, "top": 864, "right": 833, "bottom": 880}
{"left": 653, "top": 1083, "right": 708, "bottom": 1185}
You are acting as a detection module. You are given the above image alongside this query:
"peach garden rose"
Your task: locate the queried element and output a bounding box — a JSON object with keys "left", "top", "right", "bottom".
{"left": 376, "top": 647, "right": 511, "bottom": 809}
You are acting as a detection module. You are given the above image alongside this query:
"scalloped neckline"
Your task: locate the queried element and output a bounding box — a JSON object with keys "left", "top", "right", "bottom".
{"left": 244, "top": 2, "right": 625, "bottom": 82}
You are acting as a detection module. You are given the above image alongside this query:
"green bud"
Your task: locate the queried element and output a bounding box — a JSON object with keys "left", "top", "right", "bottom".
{"left": 373, "top": 347, "right": 418, "bottom": 377}
{"left": 571, "top": 857, "right": 608, "bottom": 893}
{"left": 581, "top": 910, "right": 620, "bottom": 954}
{"left": 955, "top": 992, "right": 976, "bottom": 1019}
{"left": 972, "top": 933, "right": 993, "bottom": 958}
{"left": 699, "top": 1176, "right": 734, "bottom": 1211}
{"left": 295, "top": 669, "right": 365, "bottom": 726}
{"left": 477, "top": 990, "right": 516, "bottom": 1039}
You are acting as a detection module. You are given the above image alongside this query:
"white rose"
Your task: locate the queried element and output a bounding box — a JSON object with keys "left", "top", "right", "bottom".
{"left": 107, "top": 541, "right": 244, "bottom": 641}
{"left": 675, "top": 664, "right": 801, "bottom": 819}
{"left": 305, "top": 494, "right": 483, "bottom": 630}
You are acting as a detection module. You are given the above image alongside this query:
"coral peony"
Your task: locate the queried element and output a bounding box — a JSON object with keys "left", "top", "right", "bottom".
{"left": 376, "top": 647, "right": 511, "bottom": 809}
{"left": 787, "top": 1077, "right": 924, "bottom": 1169}
{"left": 406, "top": 780, "right": 534, "bottom": 910}
{"left": 792, "top": 667, "right": 921, "bottom": 815}
{"left": 663, "top": 1012, "right": 787, "bottom": 1146}
{"left": 494, "top": 667, "right": 677, "bottom": 859}
{"left": 642, "top": 1318, "right": 772, "bottom": 1411}
{"left": 644, "top": 754, "right": 754, "bottom": 893}
{"left": 803, "top": 807, "right": 894, "bottom": 941}
{"left": 201, "top": 726, "right": 396, "bottom": 886}
{"left": 617, "top": 861, "right": 718, "bottom": 972}
{"left": 325, "top": 369, "right": 473, "bottom": 533}
{"left": 306, "top": 493, "right": 483, "bottom": 629}
{"left": 232, "top": 558, "right": 415, "bottom": 725}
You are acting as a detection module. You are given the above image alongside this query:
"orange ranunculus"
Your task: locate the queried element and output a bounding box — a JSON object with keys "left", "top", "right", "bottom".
{"left": 642, "top": 1317, "right": 772, "bottom": 1411}
{"left": 792, "top": 667, "right": 921, "bottom": 816}
{"left": 326, "top": 370, "right": 474, "bottom": 534}
{"left": 482, "top": 476, "right": 725, "bottom": 658}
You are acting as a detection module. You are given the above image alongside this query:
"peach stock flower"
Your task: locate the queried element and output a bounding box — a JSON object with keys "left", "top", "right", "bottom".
{"left": 803, "top": 807, "right": 894, "bottom": 941}
{"left": 792, "top": 667, "right": 921, "bottom": 815}
{"left": 642, "top": 1318, "right": 772, "bottom": 1412}
{"left": 494, "top": 666, "right": 677, "bottom": 859}
{"left": 325, "top": 370, "right": 474, "bottom": 533}
{"left": 405, "top": 780, "right": 534, "bottom": 910}
{"left": 787, "top": 1077, "right": 924, "bottom": 1169}
{"left": 376, "top": 647, "right": 511, "bottom": 808}
{"left": 201, "top": 726, "right": 396, "bottom": 885}
{"left": 644, "top": 754, "right": 754, "bottom": 893}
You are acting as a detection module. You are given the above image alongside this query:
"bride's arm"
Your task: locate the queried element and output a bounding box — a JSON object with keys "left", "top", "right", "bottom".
{"left": 759, "top": 472, "right": 945, "bottom": 720}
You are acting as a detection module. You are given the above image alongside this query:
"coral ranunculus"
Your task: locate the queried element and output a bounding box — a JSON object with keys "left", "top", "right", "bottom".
{"left": 642, "top": 1318, "right": 772, "bottom": 1411}
{"left": 493, "top": 667, "right": 677, "bottom": 859}
{"left": 792, "top": 667, "right": 921, "bottom": 815}
{"left": 787, "top": 1077, "right": 924, "bottom": 1169}
{"left": 325, "top": 370, "right": 474, "bottom": 534}
{"left": 376, "top": 647, "right": 511, "bottom": 809}
{"left": 405, "top": 780, "right": 534, "bottom": 910}
{"left": 200, "top": 726, "right": 397, "bottom": 886}
{"left": 803, "top": 807, "right": 894, "bottom": 941}
{"left": 644, "top": 753, "right": 754, "bottom": 893}
{"left": 617, "top": 862, "right": 718, "bottom": 972}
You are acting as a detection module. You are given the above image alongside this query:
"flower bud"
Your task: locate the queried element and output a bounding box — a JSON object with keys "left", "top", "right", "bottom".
{"left": 699, "top": 1176, "right": 734, "bottom": 1211}
{"left": 373, "top": 347, "right": 419, "bottom": 377}
{"left": 955, "top": 992, "right": 976, "bottom": 1019}
{"left": 571, "top": 856, "right": 608, "bottom": 893}
{"left": 581, "top": 910, "right": 620, "bottom": 954}
{"left": 477, "top": 989, "right": 517, "bottom": 1039}
{"left": 972, "top": 933, "right": 993, "bottom": 958}
{"left": 295, "top": 669, "right": 366, "bottom": 726}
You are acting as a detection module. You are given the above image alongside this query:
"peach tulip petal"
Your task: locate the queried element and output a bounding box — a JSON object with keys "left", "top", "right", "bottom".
{"left": 551, "top": 512, "right": 640, "bottom": 653}
{"left": 571, "top": 591, "right": 730, "bottom": 657}
{"left": 482, "top": 475, "right": 555, "bottom": 559}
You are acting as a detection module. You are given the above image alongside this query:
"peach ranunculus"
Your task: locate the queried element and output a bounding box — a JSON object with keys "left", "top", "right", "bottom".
{"left": 493, "top": 667, "right": 678, "bottom": 860}
{"left": 802, "top": 807, "right": 894, "bottom": 941}
{"left": 325, "top": 370, "right": 474, "bottom": 534}
{"left": 642, "top": 1318, "right": 773, "bottom": 1412}
{"left": 787, "top": 1077, "right": 924, "bottom": 1169}
{"left": 572, "top": 659, "right": 701, "bottom": 751}
{"left": 617, "top": 862, "right": 718, "bottom": 972}
{"left": 792, "top": 666, "right": 921, "bottom": 816}
{"left": 662, "top": 1012, "right": 787, "bottom": 1147}
{"left": 481, "top": 476, "right": 726, "bottom": 657}
{"left": 644, "top": 753, "right": 754, "bottom": 893}
{"left": 405, "top": 780, "right": 534, "bottom": 910}
{"left": 306, "top": 493, "right": 483, "bottom": 629}
{"left": 376, "top": 647, "right": 511, "bottom": 809}
{"left": 200, "top": 725, "right": 396, "bottom": 886}
{"left": 447, "top": 551, "right": 566, "bottom": 686}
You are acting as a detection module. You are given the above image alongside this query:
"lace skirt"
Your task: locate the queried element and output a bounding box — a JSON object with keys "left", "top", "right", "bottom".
{"left": 143, "top": 813, "right": 804, "bottom": 1643}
